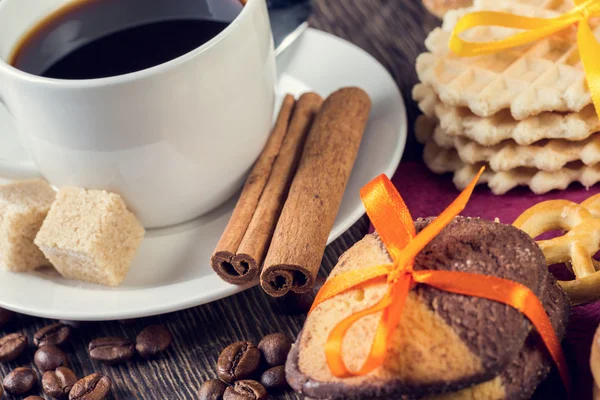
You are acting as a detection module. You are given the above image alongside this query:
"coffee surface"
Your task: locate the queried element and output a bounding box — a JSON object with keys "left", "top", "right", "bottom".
{"left": 40, "top": 20, "right": 228, "bottom": 79}
{"left": 9, "top": 0, "right": 241, "bottom": 79}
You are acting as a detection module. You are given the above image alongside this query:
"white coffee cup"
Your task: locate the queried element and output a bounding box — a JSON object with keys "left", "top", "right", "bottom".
{"left": 0, "top": 0, "right": 276, "bottom": 228}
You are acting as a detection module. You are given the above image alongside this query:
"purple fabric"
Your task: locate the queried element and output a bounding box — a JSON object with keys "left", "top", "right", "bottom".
{"left": 391, "top": 162, "right": 600, "bottom": 223}
{"left": 373, "top": 161, "right": 600, "bottom": 399}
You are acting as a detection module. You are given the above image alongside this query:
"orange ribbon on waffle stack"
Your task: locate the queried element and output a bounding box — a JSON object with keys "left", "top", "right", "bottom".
{"left": 449, "top": 0, "right": 600, "bottom": 119}
{"left": 309, "top": 167, "right": 571, "bottom": 395}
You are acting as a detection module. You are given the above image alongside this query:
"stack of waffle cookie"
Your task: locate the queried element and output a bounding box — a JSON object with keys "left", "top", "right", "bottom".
{"left": 413, "top": 0, "right": 600, "bottom": 194}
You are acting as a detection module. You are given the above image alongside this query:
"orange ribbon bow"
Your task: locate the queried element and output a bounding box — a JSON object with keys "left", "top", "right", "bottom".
{"left": 309, "top": 167, "right": 570, "bottom": 394}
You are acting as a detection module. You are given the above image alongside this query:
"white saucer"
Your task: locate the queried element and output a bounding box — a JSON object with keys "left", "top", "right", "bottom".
{"left": 0, "top": 29, "right": 407, "bottom": 320}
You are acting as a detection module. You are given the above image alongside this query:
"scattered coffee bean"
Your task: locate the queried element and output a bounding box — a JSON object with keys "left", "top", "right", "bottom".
{"left": 217, "top": 341, "right": 261, "bottom": 384}
{"left": 257, "top": 333, "right": 292, "bottom": 367}
{"left": 135, "top": 325, "right": 173, "bottom": 359}
{"left": 260, "top": 365, "right": 288, "bottom": 390}
{"left": 69, "top": 373, "right": 111, "bottom": 400}
{"left": 223, "top": 380, "right": 267, "bottom": 400}
{"left": 0, "top": 308, "right": 14, "bottom": 330}
{"left": 59, "top": 320, "right": 87, "bottom": 329}
{"left": 34, "top": 345, "right": 69, "bottom": 371}
{"left": 276, "top": 276, "right": 325, "bottom": 314}
{"left": 34, "top": 322, "right": 71, "bottom": 347}
{"left": 24, "top": 396, "right": 45, "bottom": 400}
{"left": 198, "top": 379, "right": 228, "bottom": 400}
{"left": 3, "top": 367, "right": 37, "bottom": 395}
{"left": 43, "top": 367, "right": 78, "bottom": 398}
{"left": 89, "top": 337, "right": 134, "bottom": 364}
{"left": 0, "top": 332, "right": 28, "bottom": 362}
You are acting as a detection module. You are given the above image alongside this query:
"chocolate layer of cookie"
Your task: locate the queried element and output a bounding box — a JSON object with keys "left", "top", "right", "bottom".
{"left": 500, "top": 273, "right": 570, "bottom": 400}
{"left": 414, "top": 217, "right": 547, "bottom": 375}
{"left": 286, "top": 217, "right": 550, "bottom": 399}
{"left": 429, "top": 272, "right": 570, "bottom": 400}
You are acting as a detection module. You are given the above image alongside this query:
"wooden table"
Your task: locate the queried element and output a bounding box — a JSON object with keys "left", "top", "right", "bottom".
{"left": 0, "top": 1, "right": 436, "bottom": 398}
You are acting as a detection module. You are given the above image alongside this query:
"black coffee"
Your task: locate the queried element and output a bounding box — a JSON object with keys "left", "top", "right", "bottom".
{"left": 9, "top": 0, "right": 243, "bottom": 79}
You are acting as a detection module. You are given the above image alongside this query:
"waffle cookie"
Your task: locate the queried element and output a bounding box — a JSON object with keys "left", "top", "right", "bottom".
{"left": 416, "top": 113, "right": 600, "bottom": 193}
{"left": 416, "top": 0, "right": 597, "bottom": 120}
{"left": 286, "top": 217, "right": 569, "bottom": 399}
{"left": 417, "top": 118, "right": 600, "bottom": 173}
{"left": 413, "top": 84, "right": 600, "bottom": 146}
{"left": 423, "top": 139, "right": 600, "bottom": 194}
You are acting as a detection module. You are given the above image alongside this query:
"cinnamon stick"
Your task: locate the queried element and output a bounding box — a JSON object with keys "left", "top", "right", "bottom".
{"left": 260, "top": 87, "right": 372, "bottom": 297}
{"left": 233, "top": 93, "right": 324, "bottom": 282}
{"left": 211, "top": 95, "right": 295, "bottom": 284}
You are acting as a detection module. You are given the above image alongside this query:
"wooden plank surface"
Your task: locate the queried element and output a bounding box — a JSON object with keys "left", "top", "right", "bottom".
{"left": 0, "top": 1, "right": 432, "bottom": 398}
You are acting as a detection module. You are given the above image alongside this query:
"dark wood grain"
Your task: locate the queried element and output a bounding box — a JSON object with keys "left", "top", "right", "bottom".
{"left": 310, "top": 0, "right": 437, "bottom": 161}
{"left": 0, "top": 1, "right": 429, "bottom": 398}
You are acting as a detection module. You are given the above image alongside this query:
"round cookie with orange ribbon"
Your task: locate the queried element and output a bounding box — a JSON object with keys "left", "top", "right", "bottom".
{"left": 286, "top": 217, "right": 570, "bottom": 399}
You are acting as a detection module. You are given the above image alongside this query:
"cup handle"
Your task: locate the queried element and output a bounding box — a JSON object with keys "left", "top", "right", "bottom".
{"left": 0, "top": 101, "right": 42, "bottom": 179}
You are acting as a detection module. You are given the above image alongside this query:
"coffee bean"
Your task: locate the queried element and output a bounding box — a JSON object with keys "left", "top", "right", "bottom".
{"left": 34, "top": 322, "right": 71, "bottom": 347}
{"left": 89, "top": 337, "right": 134, "bottom": 364}
{"left": 223, "top": 380, "right": 267, "bottom": 400}
{"left": 24, "top": 396, "right": 45, "bottom": 400}
{"left": 3, "top": 367, "right": 37, "bottom": 395}
{"left": 69, "top": 373, "right": 111, "bottom": 400}
{"left": 43, "top": 367, "right": 78, "bottom": 398}
{"left": 198, "top": 379, "right": 228, "bottom": 400}
{"left": 135, "top": 325, "right": 172, "bottom": 359}
{"left": 276, "top": 276, "right": 325, "bottom": 314}
{"left": 0, "top": 332, "right": 28, "bottom": 362}
{"left": 0, "top": 382, "right": 3, "bottom": 397}
{"left": 257, "top": 333, "right": 292, "bottom": 367}
{"left": 260, "top": 365, "right": 288, "bottom": 390}
{"left": 34, "top": 345, "right": 69, "bottom": 371}
{"left": 217, "top": 341, "right": 261, "bottom": 384}
{"left": 0, "top": 308, "right": 14, "bottom": 329}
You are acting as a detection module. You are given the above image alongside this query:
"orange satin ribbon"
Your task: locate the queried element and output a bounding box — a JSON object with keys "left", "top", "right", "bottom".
{"left": 309, "top": 167, "right": 570, "bottom": 394}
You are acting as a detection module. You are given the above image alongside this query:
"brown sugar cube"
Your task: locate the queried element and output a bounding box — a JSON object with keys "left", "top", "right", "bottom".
{"left": 34, "top": 187, "right": 144, "bottom": 287}
{"left": 0, "top": 179, "right": 55, "bottom": 272}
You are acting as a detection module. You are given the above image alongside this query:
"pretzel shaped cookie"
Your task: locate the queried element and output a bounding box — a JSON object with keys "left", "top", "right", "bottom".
{"left": 514, "top": 194, "right": 600, "bottom": 305}
{"left": 592, "top": 323, "right": 600, "bottom": 399}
